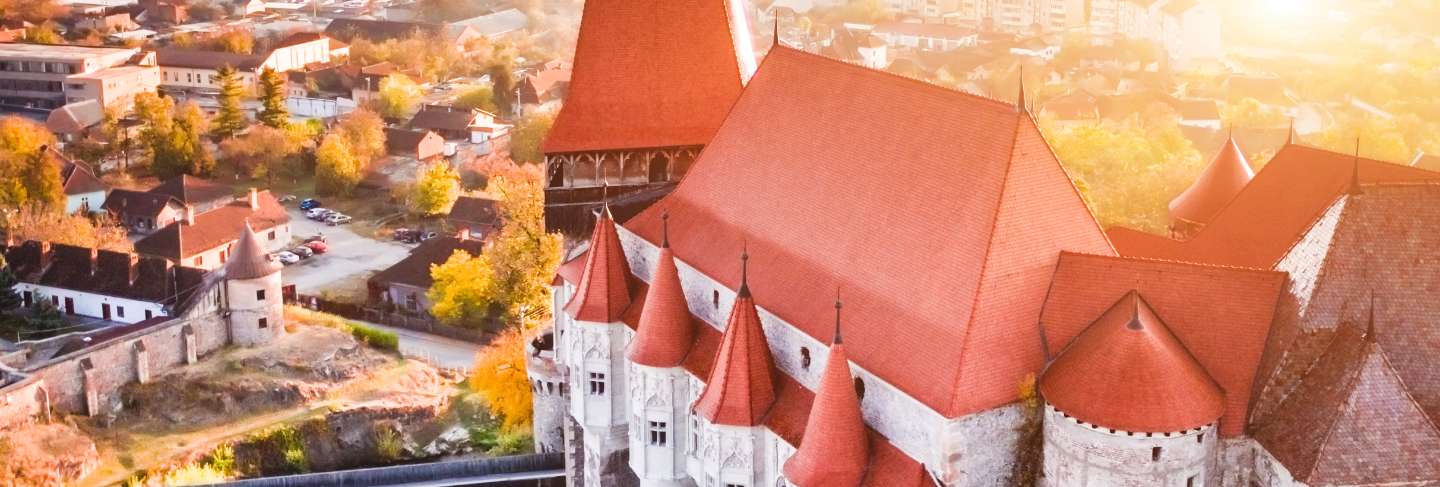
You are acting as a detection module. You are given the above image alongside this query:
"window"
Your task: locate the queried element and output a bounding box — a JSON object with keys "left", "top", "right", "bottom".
{"left": 800, "top": 347, "right": 811, "bottom": 370}
{"left": 1197, "top": 433, "right": 1204, "bottom": 443}
{"left": 588, "top": 372, "right": 606, "bottom": 395}
{"left": 854, "top": 377, "right": 866, "bottom": 400}
{"left": 256, "top": 289, "right": 266, "bottom": 300}
{"left": 195, "top": 255, "right": 203, "bottom": 266}
{"left": 648, "top": 421, "right": 668, "bottom": 447}
{"left": 690, "top": 416, "right": 699, "bottom": 455}
{"left": 268, "top": 230, "right": 276, "bottom": 240}
{"left": 1187, "top": 475, "right": 1197, "bottom": 487}
{"left": 406, "top": 293, "right": 418, "bottom": 311}
{"left": 712, "top": 290, "right": 720, "bottom": 309}
{"left": 258, "top": 318, "right": 268, "bottom": 329}
{"left": 1152, "top": 446, "right": 1162, "bottom": 461}
{"left": 117, "top": 306, "right": 125, "bottom": 318}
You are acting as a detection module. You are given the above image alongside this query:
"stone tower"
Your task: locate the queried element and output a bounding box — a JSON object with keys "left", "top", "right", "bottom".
{"left": 225, "top": 221, "right": 284, "bottom": 346}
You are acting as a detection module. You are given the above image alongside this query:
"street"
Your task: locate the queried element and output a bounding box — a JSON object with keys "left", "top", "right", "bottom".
{"left": 363, "top": 321, "right": 484, "bottom": 372}
{"left": 281, "top": 207, "right": 413, "bottom": 294}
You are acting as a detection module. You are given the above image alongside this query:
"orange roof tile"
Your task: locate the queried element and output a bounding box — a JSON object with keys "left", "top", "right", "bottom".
{"left": 623, "top": 46, "right": 1112, "bottom": 417}
{"left": 626, "top": 244, "right": 696, "bottom": 367}
{"left": 784, "top": 305, "right": 868, "bottom": 487}
{"left": 692, "top": 255, "right": 778, "bottom": 426}
{"left": 1039, "top": 252, "right": 1286, "bottom": 436}
{"left": 563, "top": 210, "right": 632, "bottom": 322}
{"left": 1041, "top": 291, "right": 1225, "bottom": 432}
{"left": 1111, "top": 144, "right": 1440, "bottom": 268}
{"left": 1169, "top": 134, "right": 1253, "bottom": 225}
{"left": 540, "top": 0, "right": 749, "bottom": 153}
{"left": 225, "top": 222, "right": 280, "bottom": 279}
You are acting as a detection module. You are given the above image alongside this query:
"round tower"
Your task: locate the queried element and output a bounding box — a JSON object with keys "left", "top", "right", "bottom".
{"left": 225, "top": 221, "right": 284, "bottom": 346}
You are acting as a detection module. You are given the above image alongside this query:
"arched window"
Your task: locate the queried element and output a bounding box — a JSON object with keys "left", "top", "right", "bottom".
{"left": 573, "top": 157, "right": 598, "bottom": 187}
{"left": 648, "top": 153, "right": 670, "bottom": 183}
{"left": 621, "top": 154, "right": 646, "bottom": 184}
{"left": 600, "top": 153, "right": 622, "bottom": 185}
{"left": 853, "top": 377, "right": 866, "bottom": 400}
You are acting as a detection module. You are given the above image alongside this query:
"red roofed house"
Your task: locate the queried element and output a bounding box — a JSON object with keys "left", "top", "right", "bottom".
{"left": 540, "top": 0, "right": 757, "bottom": 240}
{"left": 134, "top": 188, "right": 291, "bottom": 270}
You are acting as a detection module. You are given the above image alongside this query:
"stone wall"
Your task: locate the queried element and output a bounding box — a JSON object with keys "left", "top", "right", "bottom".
{"left": 527, "top": 340, "right": 568, "bottom": 455}
{"left": 1041, "top": 404, "right": 1218, "bottom": 487}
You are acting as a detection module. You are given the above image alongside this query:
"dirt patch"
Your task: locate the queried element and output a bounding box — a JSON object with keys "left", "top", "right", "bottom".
{"left": 0, "top": 422, "right": 101, "bottom": 486}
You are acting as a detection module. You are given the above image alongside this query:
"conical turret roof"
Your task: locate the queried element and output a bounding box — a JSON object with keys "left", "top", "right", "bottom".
{"left": 627, "top": 242, "right": 695, "bottom": 367}
{"left": 225, "top": 221, "right": 280, "bottom": 280}
{"left": 564, "top": 209, "right": 632, "bottom": 323}
{"left": 1169, "top": 134, "right": 1254, "bottom": 226}
{"left": 692, "top": 253, "right": 776, "bottom": 426}
{"left": 784, "top": 301, "right": 869, "bottom": 487}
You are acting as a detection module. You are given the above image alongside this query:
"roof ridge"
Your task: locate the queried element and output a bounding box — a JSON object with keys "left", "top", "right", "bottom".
{"left": 1056, "top": 250, "right": 1284, "bottom": 276}
{"left": 770, "top": 45, "right": 1017, "bottom": 113}
{"left": 1025, "top": 113, "right": 1115, "bottom": 253}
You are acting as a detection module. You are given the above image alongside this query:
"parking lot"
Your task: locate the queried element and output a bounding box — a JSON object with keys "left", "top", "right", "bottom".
{"left": 280, "top": 207, "right": 413, "bottom": 297}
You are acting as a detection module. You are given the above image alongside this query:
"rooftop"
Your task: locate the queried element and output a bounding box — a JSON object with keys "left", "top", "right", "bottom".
{"left": 0, "top": 42, "right": 137, "bottom": 61}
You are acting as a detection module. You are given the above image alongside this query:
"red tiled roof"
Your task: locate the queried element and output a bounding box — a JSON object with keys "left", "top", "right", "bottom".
{"left": 540, "top": 0, "right": 748, "bottom": 153}
{"left": 563, "top": 210, "right": 632, "bottom": 323}
{"left": 554, "top": 250, "right": 587, "bottom": 286}
{"left": 1253, "top": 319, "right": 1440, "bottom": 484}
{"left": 1041, "top": 290, "right": 1225, "bottom": 432}
{"left": 626, "top": 245, "right": 696, "bottom": 367}
{"left": 1110, "top": 144, "right": 1440, "bottom": 268}
{"left": 692, "top": 268, "right": 778, "bottom": 426}
{"left": 622, "top": 47, "right": 1112, "bottom": 417}
{"left": 133, "top": 191, "right": 290, "bottom": 260}
{"left": 1039, "top": 252, "right": 1285, "bottom": 436}
{"left": 1168, "top": 134, "right": 1253, "bottom": 225}
{"left": 784, "top": 323, "right": 868, "bottom": 487}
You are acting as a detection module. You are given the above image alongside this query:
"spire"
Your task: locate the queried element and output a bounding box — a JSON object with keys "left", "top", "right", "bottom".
{"left": 563, "top": 208, "right": 633, "bottom": 323}
{"left": 1016, "top": 68, "right": 1026, "bottom": 113}
{"left": 783, "top": 296, "right": 868, "bottom": 487}
{"left": 226, "top": 220, "right": 281, "bottom": 280}
{"left": 1364, "top": 291, "right": 1377, "bottom": 342}
{"left": 1347, "top": 138, "right": 1364, "bottom": 196}
{"left": 601, "top": 182, "right": 611, "bottom": 213}
{"left": 661, "top": 210, "right": 670, "bottom": 249}
{"left": 692, "top": 258, "right": 776, "bottom": 426}
{"left": 737, "top": 243, "right": 750, "bottom": 297}
{"left": 773, "top": 16, "right": 780, "bottom": 49}
{"left": 1169, "top": 130, "right": 1254, "bottom": 225}
{"left": 627, "top": 226, "right": 695, "bottom": 368}
{"left": 1285, "top": 117, "right": 1295, "bottom": 146}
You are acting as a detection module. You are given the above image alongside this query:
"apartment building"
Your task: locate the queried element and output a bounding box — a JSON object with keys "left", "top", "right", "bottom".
{"left": 156, "top": 32, "right": 332, "bottom": 94}
{"left": 0, "top": 43, "right": 158, "bottom": 112}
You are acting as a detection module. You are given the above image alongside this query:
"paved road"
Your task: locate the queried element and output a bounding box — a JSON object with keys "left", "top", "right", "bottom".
{"left": 281, "top": 208, "right": 413, "bottom": 294}
{"left": 363, "top": 321, "right": 482, "bottom": 372}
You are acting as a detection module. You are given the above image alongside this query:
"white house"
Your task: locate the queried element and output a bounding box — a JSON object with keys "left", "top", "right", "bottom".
{"left": 2, "top": 240, "right": 210, "bottom": 325}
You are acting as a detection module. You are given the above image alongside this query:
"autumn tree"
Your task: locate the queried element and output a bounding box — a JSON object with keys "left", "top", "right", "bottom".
{"left": 219, "top": 125, "right": 304, "bottom": 180}
{"left": 335, "top": 108, "right": 386, "bottom": 168}
{"left": 0, "top": 117, "right": 64, "bottom": 208}
{"left": 315, "top": 134, "right": 361, "bottom": 196}
{"left": 139, "top": 96, "right": 215, "bottom": 179}
{"left": 487, "top": 63, "right": 516, "bottom": 117}
{"left": 0, "top": 0, "right": 67, "bottom": 23}
{"left": 257, "top": 67, "right": 289, "bottom": 128}
{"left": 0, "top": 260, "right": 20, "bottom": 315}
{"left": 1222, "top": 97, "right": 1287, "bottom": 128}
{"left": 212, "top": 65, "right": 247, "bottom": 138}
{"left": 23, "top": 22, "right": 61, "bottom": 44}
{"left": 411, "top": 162, "right": 460, "bottom": 216}
{"left": 468, "top": 328, "right": 534, "bottom": 432}
{"left": 454, "top": 85, "right": 497, "bottom": 114}
{"left": 429, "top": 172, "right": 561, "bottom": 328}
{"left": 213, "top": 29, "right": 255, "bottom": 54}
{"left": 509, "top": 111, "right": 554, "bottom": 165}
{"left": 1314, "top": 113, "right": 1415, "bottom": 164}
{"left": 1, "top": 205, "right": 133, "bottom": 251}
{"left": 376, "top": 73, "right": 421, "bottom": 119}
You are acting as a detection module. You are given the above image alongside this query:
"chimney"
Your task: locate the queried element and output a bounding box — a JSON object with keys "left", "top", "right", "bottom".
{"left": 184, "top": 205, "right": 195, "bottom": 225}
{"left": 247, "top": 188, "right": 259, "bottom": 210}
{"left": 89, "top": 247, "right": 99, "bottom": 276}
{"left": 38, "top": 241, "right": 52, "bottom": 269}
{"left": 128, "top": 253, "right": 141, "bottom": 286}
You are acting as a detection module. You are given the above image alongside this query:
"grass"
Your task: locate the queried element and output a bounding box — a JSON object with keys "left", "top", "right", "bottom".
{"left": 284, "top": 305, "right": 399, "bottom": 352}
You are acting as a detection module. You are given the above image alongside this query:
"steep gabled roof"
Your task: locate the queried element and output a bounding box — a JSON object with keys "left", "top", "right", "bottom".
{"left": 784, "top": 304, "right": 868, "bottom": 487}
{"left": 134, "top": 190, "right": 290, "bottom": 260}
{"left": 1110, "top": 144, "right": 1440, "bottom": 268}
{"left": 149, "top": 175, "right": 234, "bottom": 208}
{"left": 1039, "top": 252, "right": 1285, "bottom": 436}
{"left": 103, "top": 189, "right": 181, "bottom": 219}
{"left": 51, "top": 150, "right": 106, "bottom": 196}
{"left": 540, "top": 0, "right": 753, "bottom": 153}
{"left": 692, "top": 256, "right": 777, "bottom": 426}
{"left": 1, "top": 241, "right": 207, "bottom": 306}
{"left": 1254, "top": 319, "right": 1440, "bottom": 484}
{"left": 624, "top": 46, "right": 1112, "bottom": 416}
{"left": 563, "top": 210, "right": 632, "bottom": 323}
{"left": 369, "top": 236, "right": 484, "bottom": 289}
{"left": 1169, "top": 134, "right": 1253, "bottom": 225}
{"left": 1041, "top": 291, "right": 1225, "bottom": 433}
{"left": 626, "top": 241, "right": 695, "bottom": 367}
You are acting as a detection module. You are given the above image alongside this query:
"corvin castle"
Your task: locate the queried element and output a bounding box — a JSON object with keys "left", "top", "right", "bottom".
{"left": 527, "top": 1, "right": 1440, "bottom": 486}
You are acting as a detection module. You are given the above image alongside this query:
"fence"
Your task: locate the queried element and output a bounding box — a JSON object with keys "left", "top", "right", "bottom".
{"left": 290, "top": 294, "right": 493, "bottom": 344}
{"left": 206, "top": 452, "right": 565, "bottom": 487}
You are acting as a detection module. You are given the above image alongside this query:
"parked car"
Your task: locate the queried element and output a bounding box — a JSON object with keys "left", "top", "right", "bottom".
{"left": 303, "top": 233, "right": 326, "bottom": 243}
{"left": 419, "top": 231, "right": 438, "bottom": 241}
{"left": 278, "top": 194, "right": 297, "bottom": 203}
{"left": 325, "top": 213, "right": 353, "bottom": 226}
{"left": 306, "top": 208, "right": 333, "bottom": 220}
{"left": 290, "top": 246, "right": 314, "bottom": 259}
{"left": 304, "top": 241, "right": 328, "bottom": 254}
{"left": 275, "top": 251, "right": 300, "bottom": 265}
{"left": 299, "top": 198, "right": 323, "bottom": 210}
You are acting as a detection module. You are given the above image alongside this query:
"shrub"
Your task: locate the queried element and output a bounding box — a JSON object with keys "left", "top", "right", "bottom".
{"left": 373, "top": 427, "right": 403, "bottom": 461}
{"left": 350, "top": 324, "right": 399, "bottom": 351}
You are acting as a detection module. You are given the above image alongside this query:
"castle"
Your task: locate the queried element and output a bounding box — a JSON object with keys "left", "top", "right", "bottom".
{"left": 527, "top": 1, "right": 1440, "bottom": 486}
{"left": 0, "top": 223, "right": 285, "bottom": 428}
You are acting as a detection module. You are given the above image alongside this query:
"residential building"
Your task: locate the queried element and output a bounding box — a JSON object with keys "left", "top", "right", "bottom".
{"left": 872, "top": 21, "right": 978, "bottom": 51}
{"left": 50, "top": 150, "right": 107, "bottom": 215}
{"left": 133, "top": 188, "right": 291, "bottom": 270}
{"left": 73, "top": 12, "right": 139, "bottom": 33}
{"left": 102, "top": 190, "right": 186, "bottom": 233}
{"left": 368, "top": 233, "right": 485, "bottom": 313}
{"left": 0, "top": 239, "right": 209, "bottom": 324}
{"left": 0, "top": 43, "right": 158, "bottom": 112}
{"left": 408, "top": 105, "right": 485, "bottom": 140}
{"left": 518, "top": 60, "right": 571, "bottom": 113}
{"left": 384, "top": 127, "right": 445, "bottom": 161}
{"left": 156, "top": 33, "right": 333, "bottom": 94}
{"left": 446, "top": 196, "right": 501, "bottom": 239}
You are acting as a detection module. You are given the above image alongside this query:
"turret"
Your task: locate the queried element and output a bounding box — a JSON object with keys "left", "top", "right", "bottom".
{"left": 224, "top": 221, "right": 283, "bottom": 346}
{"left": 1168, "top": 132, "right": 1253, "bottom": 238}
{"left": 783, "top": 298, "right": 869, "bottom": 487}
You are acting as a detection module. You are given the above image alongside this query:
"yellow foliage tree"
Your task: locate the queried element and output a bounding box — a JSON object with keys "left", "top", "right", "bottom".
{"left": 468, "top": 328, "right": 534, "bottom": 432}
{"left": 410, "top": 162, "right": 460, "bottom": 216}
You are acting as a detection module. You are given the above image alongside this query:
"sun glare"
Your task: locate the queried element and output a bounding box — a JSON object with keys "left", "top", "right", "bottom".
{"left": 1266, "top": 0, "right": 1305, "bottom": 15}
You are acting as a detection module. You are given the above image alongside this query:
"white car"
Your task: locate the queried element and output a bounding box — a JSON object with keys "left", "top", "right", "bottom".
{"left": 275, "top": 251, "right": 301, "bottom": 265}
{"left": 325, "top": 213, "right": 353, "bottom": 226}
{"left": 306, "top": 208, "right": 333, "bottom": 220}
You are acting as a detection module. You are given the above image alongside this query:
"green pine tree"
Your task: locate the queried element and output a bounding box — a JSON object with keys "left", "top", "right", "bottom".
{"left": 212, "top": 65, "right": 247, "bottom": 138}
{"left": 0, "top": 262, "right": 21, "bottom": 315}
{"left": 25, "top": 298, "right": 64, "bottom": 336}
{"left": 257, "top": 67, "right": 289, "bottom": 129}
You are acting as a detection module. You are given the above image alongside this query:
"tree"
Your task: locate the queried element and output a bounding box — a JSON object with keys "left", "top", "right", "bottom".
{"left": 335, "top": 108, "right": 386, "bottom": 167}
{"left": 0, "top": 260, "right": 21, "bottom": 315}
{"left": 148, "top": 101, "right": 215, "bottom": 179}
{"left": 219, "top": 125, "right": 303, "bottom": 180}
{"left": 213, "top": 29, "right": 254, "bottom": 54}
{"left": 467, "top": 328, "right": 534, "bottom": 432}
{"left": 0, "top": 116, "right": 64, "bottom": 208}
{"left": 1314, "top": 114, "right": 1415, "bottom": 164}
{"left": 24, "top": 297, "right": 63, "bottom": 336}
{"left": 454, "top": 85, "right": 497, "bottom": 114}
{"left": 411, "top": 162, "right": 459, "bottom": 216}
{"left": 509, "top": 111, "right": 554, "bottom": 165}
{"left": 1222, "top": 97, "right": 1287, "bottom": 128}
{"left": 0, "top": 0, "right": 67, "bottom": 23}
{"left": 257, "top": 67, "right": 289, "bottom": 128}
{"left": 315, "top": 134, "right": 361, "bottom": 196}
{"left": 0, "top": 204, "right": 132, "bottom": 251}
{"left": 1042, "top": 117, "right": 1204, "bottom": 234}
{"left": 487, "top": 63, "right": 516, "bottom": 118}
{"left": 429, "top": 173, "right": 561, "bottom": 328}
{"left": 376, "top": 73, "right": 421, "bottom": 119}
{"left": 212, "top": 65, "right": 247, "bottom": 138}
{"left": 22, "top": 22, "right": 62, "bottom": 44}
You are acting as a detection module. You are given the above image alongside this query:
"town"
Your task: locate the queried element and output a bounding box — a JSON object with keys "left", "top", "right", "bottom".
{"left": 1, "top": 0, "right": 1438, "bottom": 486}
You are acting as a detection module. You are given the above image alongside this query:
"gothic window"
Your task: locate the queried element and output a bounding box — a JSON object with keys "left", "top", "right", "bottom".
{"left": 854, "top": 377, "right": 866, "bottom": 400}
{"left": 548, "top": 159, "right": 565, "bottom": 188}
{"left": 713, "top": 290, "right": 720, "bottom": 309}
{"left": 1187, "top": 475, "right": 1198, "bottom": 487}
{"left": 690, "top": 416, "right": 699, "bottom": 456}
{"left": 648, "top": 421, "right": 668, "bottom": 447}
{"left": 588, "top": 372, "right": 606, "bottom": 395}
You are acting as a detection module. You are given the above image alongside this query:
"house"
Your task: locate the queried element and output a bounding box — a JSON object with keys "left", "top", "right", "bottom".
{"left": 323, "top": 19, "right": 475, "bottom": 51}
{"left": 102, "top": 190, "right": 185, "bottom": 233}
{"left": 156, "top": 33, "right": 333, "bottom": 94}
{"left": 384, "top": 127, "right": 445, "bottom": 161}
{"left": 368, "top": 232, "right": 484, "bottom": 313}
{"left": 872, "top": 21, "right": 978, "bottom": 52}
{"left": 0, "top": 239, "right": 209, "bottom": 324}
{"left": 445, "top": 196, "right": 500, "bottom": 238}
{"left": 408, "top": 105, "right": 484, "bottom": 140}
{"left": 1039, "top": 90, "right": 1099, "bottom": 126}
{"left": 518, "top": 60, "right": 571, "bottom": 110}
{"left": 73, "top": 12, "right": 139, "bottom": 33}
{"left": 148, "top": 174, "right": 234, "bottom": 213}
{"left": 46, "top": 99, "right": 106, "bottom": 138}
{"left": 133, "top": 188, "right": 291, "bottom": 270}
{"left": 49, "top": 150, "right": 107, "bottom": 215}
{"left": 449, "top": 8, "right": 528, "bottom": 40}
{"left": 0, "top": 44, "right": 159, "bottom": 113}
{"left": 136, "top": 0, "right": 187, "bottom": 24}
{"left": 1174, "top": 97, "right": 1220, "bottom": 129}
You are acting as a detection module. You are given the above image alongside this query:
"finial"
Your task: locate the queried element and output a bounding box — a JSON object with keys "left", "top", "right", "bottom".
{"left": 661, "top": 210, "right": 670, "bottom": 249}
{"left": 773, "top": 17, "right": 780, "bottom": 49}
{"left": 833, "top": 289, "right": 843, "bottom": 345}
{"left": 1285, "top": 117, "right": 1295, "bottom": 146}
{"left": 1016, "top": 68, "right": 1026, "bottom": 113}
{"left": 738, "top": 241, "right": 750, "bottom": 297}
{"left": 601, "top": 182, "right": 611, "bottom": 214}
{"left": 1126, "top": 289, "right": 1143, "bottom": 330}
{"left": 1347, "top": 138, "right": 1364, "bottom": 196}
{"left": 1364, "top": 291, "right": 1377, "bottom": 342}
